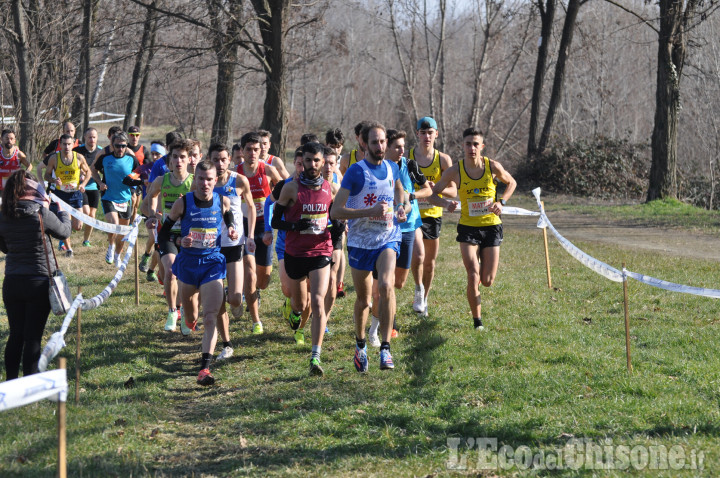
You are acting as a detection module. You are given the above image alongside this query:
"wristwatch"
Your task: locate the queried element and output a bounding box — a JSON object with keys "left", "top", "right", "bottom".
{"left": 500, "top": 199, "right": 507, "bottom": 206}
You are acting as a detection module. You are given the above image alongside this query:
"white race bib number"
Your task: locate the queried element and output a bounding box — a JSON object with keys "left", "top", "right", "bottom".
{"left": 113, "top": 201, "right": 129, "bottom": 213}
{"left": 254, "top": 197, "right": 265, "bottom": 217}
{"left": 300, "top": 213, "right": 328, "bottom": 235}
{"left": 416, "top": 197, "right": 432, "bottom": 211}
{"left": 468, "top": 197, "right": 493, "bottom": 217}
{"left": 189, "top": 228, "right": 218, "bottom": 248}
{"left": 368, "top": 204, "right": 393, "bottom": 230}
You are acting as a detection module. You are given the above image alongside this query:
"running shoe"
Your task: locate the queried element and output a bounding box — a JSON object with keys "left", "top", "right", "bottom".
{"left": 139, "top": 253, "right": 151, "bottom": 272}
{"left": 380, "top": 348, "right": 395, "bottom": 370}
{"left": 474, "top": 318, "right": 485, "bottom": 331}
{"left": 82, "top": 240, "right": 91, "bottom": 247}
{"left": 58, "top": 240, "right": 67, "bottom": 252}
{"left": 354, "top": 344, "right": 368, "bottom": 373}
{"left": 367, "top": 331, "right": 381, "bottom": 348}
{"left": 182, "top": 312, "right": 196, "bottom": 336}
{"left": 146, "top": 271, "right": 158, "bottom": 282}
{"left": 288, "top": 310, "right": 301, "bottom": 331}
{"left": 105, "top": 244, "right": 115, "bottom": 264}
{"left": 421, "top": 304, "right": 429, "bottom": 318}
{"left": 309, "top": 358, "right": 324, "bottom": 376}
{"left": 217, "top": 346, "right": 234, "bottom": 361}
{"left": 114, "top": 252, "right": 122, "bottom": 268}
{"left": 252, "top": 322, "right": 264, "bottom": 335}
{"left": 230, "top": 303, "right": 243, "bottom": 319}
{"left": 391, "top": 329, "right": 399, "bottom": 339}
{"left": 65, "top": 249, "right": 74, "bottom": 258}
{"left": 197, "top": 368, "right": 215, "bottom": 386}
{"left": 294, "top": 329, "right": 305, "bottom": 345}
{"left": 337, "top": 281, "right": 345, "bottom": 298}
{"left": 164, "top": 310, "right": 177, "bottom": 331}
{"left": 281, "top": 297, "right": 291, "bottom": 321}
{"left": 413, "top": 284, "right": 425, "bottom": 313}
{"left": 158, "top": 275, "right": 164, "bottom": 286}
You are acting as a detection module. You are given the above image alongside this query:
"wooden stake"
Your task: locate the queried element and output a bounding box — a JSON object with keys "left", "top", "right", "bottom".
{"left": 541, "top": 201, "right": 552, "bottom": 289}
{"left": 622, "top": 262, "right": 632, "bottom": 372}
{"left": 58, "top": 357, "right": 67, "bottom": 478}
{"left": 75, "top": 287, "right": 81, "bottom": 405}
{"left": 135, "top": 238, "right": 140, "bottom": 305}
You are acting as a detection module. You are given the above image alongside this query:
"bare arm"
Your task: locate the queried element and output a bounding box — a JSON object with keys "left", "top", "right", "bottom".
{"left": 44, "top": 156, "right": 56, "bottom": 184}
{"left": 271, "top": 157, "right": 290, "bottom": 180}
{"left": 437, "top": 152, "right": 457, "bottom": 197}
{"left": 18, "top": 151, "right": 32, "bottom": 172}
{"left": 141, "top": 176, "right": 163, "bottom": 223}
{"left": 77, "top": 155, "right": 91, "bottom": 191}
{"left": 430, "top": 163, "right": 461, "bottom": 211}
{"left": 265, "top": 163, "right": 284, "bottom": 185}
{"left": 237, "top": 175, "right": 256, "bottom": 252}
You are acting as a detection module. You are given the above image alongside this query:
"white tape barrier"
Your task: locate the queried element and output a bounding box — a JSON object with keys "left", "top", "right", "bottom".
{"left": 531, "top": 187, "right": 720, "bottom": 295}
{"left": 623, "top": 269, "right": 720, "bottom": 299}
{"left": 502, "top": 206, "right": 541, "bottom": 217}
{"left": 38, "top": 215, "right": 143, "bottom": 372}
{"left": 50, "top": 192, "right": 134, "bottom": 235}
{"left": 532, "top": 188, "right": 623, "bottom": 282}
{"left": 0, "top": 369, "right": 67, "bottom": 411}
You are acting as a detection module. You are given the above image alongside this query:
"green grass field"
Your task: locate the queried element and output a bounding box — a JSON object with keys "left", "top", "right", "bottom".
{"left": 1, "top": 205, "right": 719, "bottom": 476}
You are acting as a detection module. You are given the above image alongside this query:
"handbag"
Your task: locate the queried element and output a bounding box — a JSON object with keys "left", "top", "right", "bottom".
{"left": 39, "top": 210, "right": 72, "bottom": 315}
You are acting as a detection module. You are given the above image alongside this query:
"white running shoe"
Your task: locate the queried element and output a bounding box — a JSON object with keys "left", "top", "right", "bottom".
{"left": 114, "top": 252, "right": 122, "bottom": 268}
{"left": 368, "top": 331, "right": 381, "bottom": 348}
{"left": 422, "top": 303, "right": 429, "bottom": 317}
{"left": 105, "top": 244, "right": 115, "bottom": 264}
{"left": 217, "top": 346, "right": 234, "bottom": 361}
{"left": 230, "top": 304, "right": 243, "bottom": 319}
{"left": 413, "top": 284, "right": 425, "bottom": 312}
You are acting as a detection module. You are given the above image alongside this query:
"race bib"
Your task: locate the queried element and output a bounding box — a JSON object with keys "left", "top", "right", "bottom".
{"left": 300, "top": 213, "right": 328, "bottom": 235}
{"left": 416, "top": 197, "right": 432, "bottom": 211}
{"left": 1, "top": 175, "right": 8, "bottom": 189}
{"left": 189, "top": 227, "right": 218, "bottom": 248}
{"left": 61, "top": 182, "right": 78, "bottom": 192}
{"left": 468, "top": 197, "right": 493, "bottom": 217}
{"left": 113, "top": 201, "right": 129, "bottom": 213}
{"left": 254, "top": 197, "right": 265, "bottom": 217}
{"left": 368, "top": 204, "right": 393, "bottom": 230}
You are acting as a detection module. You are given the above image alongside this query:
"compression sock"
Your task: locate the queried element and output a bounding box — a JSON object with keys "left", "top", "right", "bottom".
{"left": 356, "top": 337, "right": 366, "bottom": 349}
{"left": 201, "top": 353, "right": 213, "bottom": 370}
{"left": 311, "top": 345, "right": 321, "bottom": 361}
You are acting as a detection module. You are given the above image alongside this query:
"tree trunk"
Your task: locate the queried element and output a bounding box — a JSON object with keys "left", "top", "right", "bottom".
{"left": 134, "top": 10, "right": 158, "bottom": 128}
{"left": 647, "top": 0, "right": 697, "bottom": 201}
{"left": 211, "top": 47, "right": 238, "bottom": 145}
{"left": 537, "top": 0, "right": 583, "bottom": 154}
{"left": 252, "top": 0, "right": 291, "bottom": 159}
{"left": 11, "top": 0, "right": 36, "bottom": 162}
{"left": 527, "top": 0, "right": 555, "bottom": 156}
{"left": 91, "top": 17, "right": 118, "bottom": 110}
{"left": 124, "top": 2, "right": 157, "bottom": 130}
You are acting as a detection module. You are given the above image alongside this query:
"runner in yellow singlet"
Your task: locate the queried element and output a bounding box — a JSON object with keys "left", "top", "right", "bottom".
{"left": 339, "top": 121, "right": 370, "bottom": 175}
{"left": 409, "top": 116, "right": 456, "bottom": 316}
{"left": 430, "top": 127, "right": 516, "bottom": 330}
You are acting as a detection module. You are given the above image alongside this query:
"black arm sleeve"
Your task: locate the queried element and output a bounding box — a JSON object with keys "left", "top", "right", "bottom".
{"left": 271, "top": 203, "right": 312, "bottom": 231}
{"left": 270, "top": 180, "right": 285, "bottom": 202}
{"left": 157, "top": 217, "right": 177, "bottom": 252}
{"left": 223, "top": 210, "right": 235, "bottom": 228}
{"left": 407, "top": 159, "right": 427, "bottom": 186}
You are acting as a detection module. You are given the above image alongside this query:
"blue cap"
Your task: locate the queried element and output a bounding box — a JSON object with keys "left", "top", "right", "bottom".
{"left": 417, "top": 116, "right": 438, "bottom": 130}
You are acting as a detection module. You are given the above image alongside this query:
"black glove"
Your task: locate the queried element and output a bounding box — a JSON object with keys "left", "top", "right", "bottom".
{"left": 407, "top": 159, "right": 426, "bottom": 186}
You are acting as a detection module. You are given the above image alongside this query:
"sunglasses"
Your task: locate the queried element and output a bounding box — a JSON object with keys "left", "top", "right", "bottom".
{"left": 114, "top": 144, "right": 128, "bottom": 148}
{"left": 128, "top": 133, "right": 140, "bottom": 136}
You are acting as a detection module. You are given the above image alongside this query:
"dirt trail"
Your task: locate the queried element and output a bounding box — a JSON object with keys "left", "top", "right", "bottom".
{"left": 503, "top": 210, "right": 720, "bottom": 262}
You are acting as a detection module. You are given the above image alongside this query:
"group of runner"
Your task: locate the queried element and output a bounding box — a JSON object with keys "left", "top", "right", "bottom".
{"left": 0, "top": 116, "right": 516, "bottom": 385}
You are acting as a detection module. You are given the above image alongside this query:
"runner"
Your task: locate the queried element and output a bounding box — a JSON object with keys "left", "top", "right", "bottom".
{"left": 74, "top": 128, "right": 102, "bottom": 247}
{"left": 138, "top": 142, "right": 166, "bottom": 280}
{"left": 231, "top": 143, "right": 244, "bottom": 169}
{"left": 429, "top": 127, "right": 516, "bottom": 330}
{"left": 237, "top": 132, "right": 283, "bottom": 334}
{"left": 188, "top": 139, "right": 203, "bottom": 173}
{"left": 321, "top": 146, "right": 343, "bottom": 325}
{"left": 257, "top": 130, "right": 290, "bottom": 179}
{"left": 90, "top": 131, "right": 141, "bottom": 267}
{"left": 210, "top": 142, "right": 257, "bottom": 360}
{"left": 158, "top": 160, "right": 239, "bottom": 386}
{"left": 1, "top": 129, "right": 33, "bottom": 195}
{"left": 263, "top": 148, "right": 310, "bottom": 344}
{"left": 43, "top": 134, "right": 91, "bottom": 257}
{"left": 272, "top": 142, "right": 334, "bottom": 376}
{"left": 300, "top": 133, "right": 319, "bottom": 145}
{"left": 38, "top": 121, "right": 78, "bottom": 188}
{"left": 339, "top": 121, "right": 370, "bottom": 175}
{"left": 325, "top": 128, "right": 345, "bottom": 158}
{"left": 331, "top": 122, "right": 408, "bottom": 372}
{"left": 368, "top": 128, "right": 432, "bottom": 345}
{"left": 410, "top": 116, "right": 456, "bottom": 316}
{"left": 143, "top": 139, "right": 195, "bottom": 332}
{"left": 148, "top": 132, "right": 183, "bottom": 185}
{"left": 127, "top": 126, "right": 150, "bottom": 222}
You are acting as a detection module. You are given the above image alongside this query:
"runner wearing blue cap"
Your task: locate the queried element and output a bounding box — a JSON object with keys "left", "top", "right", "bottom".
{"left": 409, "top": 116, "right": 456, "bottom": 317}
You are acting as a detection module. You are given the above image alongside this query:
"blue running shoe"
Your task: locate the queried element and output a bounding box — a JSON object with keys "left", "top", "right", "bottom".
{"left": 354, "top": 344, "right": 368, "bottom": 373}
{"left": 380, "top": 348, "right": 395, "bottom": 370}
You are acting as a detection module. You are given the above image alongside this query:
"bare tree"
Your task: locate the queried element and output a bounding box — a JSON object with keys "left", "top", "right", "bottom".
{"left": 10, "top": 0, "right": 36, "bottom": 159}
{"left": 124, "top": 1, "right": 158, "bottom": 130}
{"left": 527, "top": 0, "right": 556, "bottom": 156}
